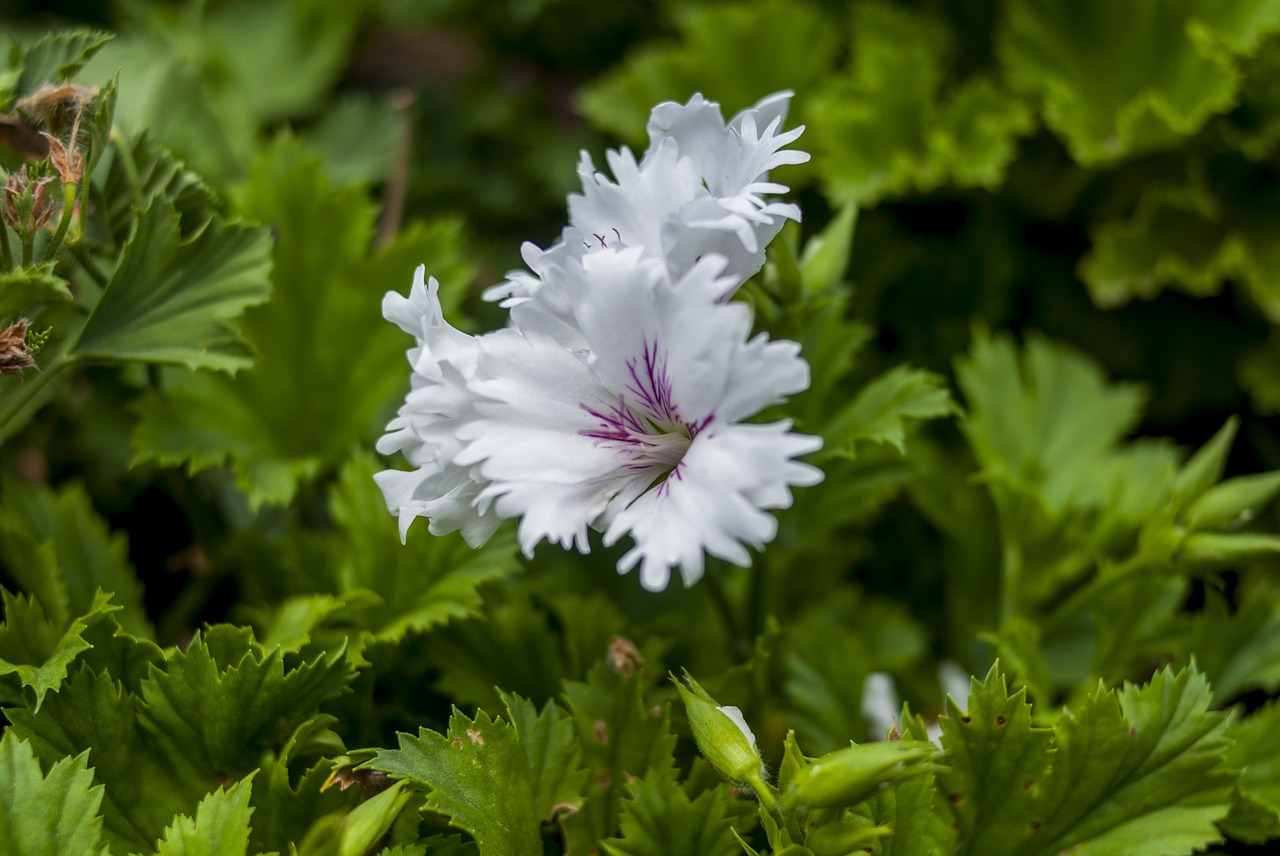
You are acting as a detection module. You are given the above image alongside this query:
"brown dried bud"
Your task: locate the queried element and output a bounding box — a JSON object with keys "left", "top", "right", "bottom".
{"left": 607, "top": 635, "right": 648, "bottom": 677}
{"left": 0, "top": 319, "right": 37, "bottom": 376}
{"left": 40, "top": 132, "right": 84, "bottom": 185}
{"left": 16, "top": 83, "right": 96, "bottom": 136}
{"left": 2, "top": 166, "right": 58, "bottom": 233}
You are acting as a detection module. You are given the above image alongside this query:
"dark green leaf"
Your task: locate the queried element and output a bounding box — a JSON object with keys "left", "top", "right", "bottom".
{"left": 0, "top": 730, "right": 106, "bottom": 856}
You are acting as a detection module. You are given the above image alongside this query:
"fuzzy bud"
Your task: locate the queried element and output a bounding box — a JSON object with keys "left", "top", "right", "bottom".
{"left": 672, "top": 671, "right": 773, "bottom": 805}
{"left": 0, "top": 319, "right": 37, "bottom": 377}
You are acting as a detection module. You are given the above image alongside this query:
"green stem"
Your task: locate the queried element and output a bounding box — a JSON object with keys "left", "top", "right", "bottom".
{"left": 68, "top": 243, "right": 109, "bottom": 287}
{"left": 113, "top": 128, "right": 145, "bottom": 214}
{"left": 0, "top": 354, "right": 72, "bottom": 442}
{"left": 41, "top": 182, "right": 78, "bottom": 263}
{"left": 1041, "top": 552, "right": 1151, "bottom": 637}
{"left": 702, "top": 569, "right": 741, "bottom": 646}
{"left": 20, "top": 230, "right": 33, "bottom": 267}
{"left": 0, "top": 223, "right": 12, "bottom": 270}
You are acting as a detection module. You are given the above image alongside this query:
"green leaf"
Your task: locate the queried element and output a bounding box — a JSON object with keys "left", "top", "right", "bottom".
{"left": 561, "top": 663, "right": 679, "bottom": 848}
{"left": 6, "top": 667, "right": 202, "bottom": 855}
{"left": 601, "top": 773, "right": 744, "bottom": 856}
{"left": 248, "top": 717, "right": 356, "bottom": 855}
{"left": 937, "top": 665, "right": 1052, "bottom": 855}
{"left": 1221, "top": 701, "right": 1280, "bottom": 842}
{"left": 865, "top": 710, "right": 954, "bottom": 856}
{"left": 1029, "top": 667, "right": 1233, "bottom": 855}
{"left": 0, "top": 587, "right": 116, "bottom": 709}
{"left": 367, "top": 693, "right": 588, "bottom": 856}
{"left": 0, "top": 730, "right": 106, "bottom": 856}
{"left": 940, "top": 664, "right": 1235, "bottom": 855}
{"left": 146, "top": 775, "right": 258, "bottom": 856}
{"left": 812, "top": 2, "right": 1032, "bottom": 204}
{"left": 578, "top": 0, "right": 840, "bottom": 142}
{"left": 821, "top": 364, "right": 954, "bottom": 459}
{"left": 294, "top": 778, "right": 410, "bottom": 856}
{"left": 131, "top": 138, "right": 472, "bottom": 508}
{"left": 72, "top": 195, "right": 273, "bottom": 372}
{"left": 998, "top": 0, "right": 1280, "bottom": 163}
{"left": 139, "top": 624, "right": 354, "bottom": 776}
{"left": 1079, "top": 164, "right": 1280, "bottom": 320}
{"left": 7, "top": 30, "right": 112, "bottom": 100}
{"left": 1180, "top": 590, "right": 1280, "bottom": 701}
{"left": 0, "top": 263, "right": 72, "bottom": 319}
{"left": 0, "top": 475, "right": 151, "bottom": 638}
{"left": 329, "top": 450, "right": 518, "bottom": 646}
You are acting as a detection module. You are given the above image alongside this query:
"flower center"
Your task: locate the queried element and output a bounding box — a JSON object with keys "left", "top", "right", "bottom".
{"left": 579, "top": 340, "right": 713, "bottom": 489}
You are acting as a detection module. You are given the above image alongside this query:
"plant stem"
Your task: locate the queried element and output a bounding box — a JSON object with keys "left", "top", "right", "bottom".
{"left": 0, "top": 223, "right": 12, "bottom": 270}
{"left": 42, "top": 182, "right": 78, "bottom": 262}
{"left": 68, "top": 243, "right": 109, "bottom": 287}
{"left": 1041, "top": 552, "right": 1151, "bottom": 637}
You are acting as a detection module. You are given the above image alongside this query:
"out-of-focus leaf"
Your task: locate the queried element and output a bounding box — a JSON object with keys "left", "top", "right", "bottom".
{"left": 813, "top": 2, "right": 1031, "bottom": 204}
{"left": 0, "top": 587, "right": 115, "bottom": 709}
{"left": 601, "top": 773, "right": 744, "bottom": 856}
{"left": 82, "top": 0, "right": 364, "bottom": 182}
{"left": 147, "top": 775, "right": 258, "bottom": 856}
{"left": 561, "top": 664, "right": 678, "bottom": 848}
{"left": 998, "top": 0, "right": 1280, "bottom": 164}
{"left": 72, "top": 195, "right": 273, "bottom": 371}
{"left": 0, "top": 731, "right": 106, "bottom": 856}
{"left": 131, "top": 138, "right": 472, "bottom": 508}
{"left": 1180, "top": 590, "right": 1280, "bottom": 702}
{"left": 0, "top": 263, "right": 71, "bottom": 319}
{"left": 6, "top": 30, "right": 112, "bottom": 104}
{"left": 304, "top": 93, "right": 408, "bottom": 188}
{"left": 822, "top": 364, "right": 954, "bottom": 459}
{"left": 367, "top": 693, "right": 587, "bottom": 856}
{"left": 578, "top": 0, "right": 839, "bottom": 142}
{"left": 1080, "top": 162, "right": 1280, "bottom": 321}
{"left": 1221, "top": 701, "right": 1280, "bottom": 842}
{"left": 0, "top": 476, "right": 151, "bottom": 638}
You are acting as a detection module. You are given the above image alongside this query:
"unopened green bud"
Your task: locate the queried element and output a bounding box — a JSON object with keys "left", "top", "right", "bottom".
{"left": 1180, "top": 532, "right": 1280, "bottom": 568}
{"left": 805, "top": 820, "right": 891, "bottom": 856}
{"left": 672, "top": 671, "right": 772, "bottom": 807}
{"left": 1185, "top": 471, "right": 1280, "bottom": 531}
{"left": 782, "top": 741, "right": 935, "bottom": 812}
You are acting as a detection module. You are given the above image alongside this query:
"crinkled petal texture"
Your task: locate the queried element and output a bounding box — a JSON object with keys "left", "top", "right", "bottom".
{"left": 488, "top": 90, "right": 809, "bottom": 325}
{"left": 437, "top": 249, "right": 821, "bottom": 590}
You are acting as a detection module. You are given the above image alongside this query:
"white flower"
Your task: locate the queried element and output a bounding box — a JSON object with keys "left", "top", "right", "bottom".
{"left": 486, "top": 91, "right": 809, "bottom": 337}
{"left": 378, "top": 251, "right": 822, "bottom": 591}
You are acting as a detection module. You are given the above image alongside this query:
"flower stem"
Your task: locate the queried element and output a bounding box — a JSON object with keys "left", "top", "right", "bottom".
{"left": 0, "top": 224, "right": 12, "bottom": 270}
{"left": 41, "top": 182, "right": 78, "bottom": 263}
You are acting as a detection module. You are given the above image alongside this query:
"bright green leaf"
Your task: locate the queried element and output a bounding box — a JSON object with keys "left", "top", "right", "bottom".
{"left": 822, "top": 364, "right": 954, "bottom": 458}
{"left": 367, "top": 693, "right": 587, "bottom": 856}
{"left": 0, "top": 263, "right": 71, "bottom": 319}
{"left": 145, "top": 775, "right": 258, "bottom": 856}
{"left": 0, "top": 731, "right": 106, "bottom": 856}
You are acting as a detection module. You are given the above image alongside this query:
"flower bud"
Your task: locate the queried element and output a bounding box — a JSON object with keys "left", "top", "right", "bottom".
{"left": 2, "top": 167, "right": 57, "bottom": 235}
{"left": 1185, "top": 471, "right": 1280, "bottom": 532}
{"left": 1179, "top": 532, "right": 1280, "bottom": 569}
{"left": 782, "top": 741, "right": 935, "bottom": 812}
{"left": 672, "top": 671, "right": 772, "bottom": 805}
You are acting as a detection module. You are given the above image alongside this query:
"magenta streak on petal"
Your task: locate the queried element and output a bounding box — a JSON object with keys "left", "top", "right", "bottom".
{"left": 578, "top": 340, "right": 715, "bottom": 494}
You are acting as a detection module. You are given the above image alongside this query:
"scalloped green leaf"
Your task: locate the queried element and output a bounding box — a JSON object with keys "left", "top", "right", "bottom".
{"left": 72, "top": 194, "right": 273, "bottom": 372}
{"left": 812, "top": 1, "right": 1032, "bottom": 204}
{"left": 601, "top": 773, "right": 743, "bottom": 856}
{"left": 1221, "top": 700, "right": 1280, "bottom": 842}
{"left": 0, "top": 587, "right": 116, "bottom": 709}
{"left": 138, "top": 624, "right": 353, "bottom": 776}
{"left": 998, "top": 0, "right": 1280, "bottom": 164}
{"left": 578, "top": 0, "right": 839, "bottom": 142}
{"left": 367, "top": 693, "right": 587, "bottom": 856}
{"left": 143, "top": 775, "right": 258, "bottom": 856}
{"left": 6, "top": 29, "right": 112, "bottom": 103}
{"left": 0, "top": 730, "right": 107, "bottom": 856}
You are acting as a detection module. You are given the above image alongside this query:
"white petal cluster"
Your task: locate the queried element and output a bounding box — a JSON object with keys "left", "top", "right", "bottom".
{"left": 377, "top": 92, "right": 822, "bottom": 591}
